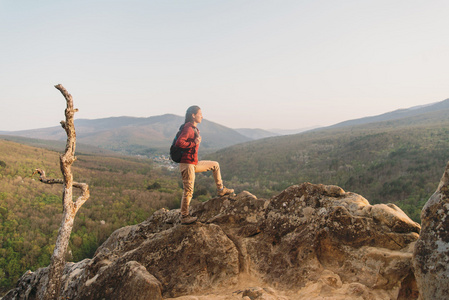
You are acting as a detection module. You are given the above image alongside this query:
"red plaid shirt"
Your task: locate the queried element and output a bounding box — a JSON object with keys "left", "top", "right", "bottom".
{"left": 175, "top": 122, "right": 200, "bottom": 165}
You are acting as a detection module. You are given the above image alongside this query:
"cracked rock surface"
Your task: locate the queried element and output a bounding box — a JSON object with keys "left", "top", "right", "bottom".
{"left": 414, "top": 162, "right": 449, "bottom": 300}
{"left": 5, "top": 182, "right": 421, "bottom": 299}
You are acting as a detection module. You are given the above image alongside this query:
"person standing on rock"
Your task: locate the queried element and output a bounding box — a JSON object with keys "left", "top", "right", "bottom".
{"left": 176, "top": 105, "right": 234, "bottom": 225}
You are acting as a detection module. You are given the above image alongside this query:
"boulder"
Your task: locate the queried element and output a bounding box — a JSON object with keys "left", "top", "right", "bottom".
{"left": 77, "top": 260, "right": 163, "bottom": 300}
{"left": 4, "top": 182, "right": 421, "bottom": 299}
{"left": 413, "top": 161, "right": 449, "bottom": 299}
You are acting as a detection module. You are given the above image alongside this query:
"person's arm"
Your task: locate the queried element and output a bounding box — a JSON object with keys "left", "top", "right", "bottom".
{"left": 175, "top": 126, "right": 197, "bottom": 149}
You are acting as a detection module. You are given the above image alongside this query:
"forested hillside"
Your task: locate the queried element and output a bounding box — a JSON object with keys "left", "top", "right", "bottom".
{"left": 0, "top": 140, "right": 184, "bottom": 294}
{"left": 208, "top": 109, "right": 449, "bottom": 222}
{"left": 3, "top": 101, "right": 449, "bottom": 295}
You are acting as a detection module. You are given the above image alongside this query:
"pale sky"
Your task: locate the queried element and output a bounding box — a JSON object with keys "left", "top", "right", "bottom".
{"left": 1, "top": 0, "right": 449, "bottom": 131}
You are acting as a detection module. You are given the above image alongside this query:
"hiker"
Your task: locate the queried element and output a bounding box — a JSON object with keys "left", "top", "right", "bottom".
{"left": 176, "top": 105, "right": 234, "bottom": 224}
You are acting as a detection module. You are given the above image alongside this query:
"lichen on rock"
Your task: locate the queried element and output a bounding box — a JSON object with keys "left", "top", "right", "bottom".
{"left": 413, "top": 161, "right": 449, "bottom": 300}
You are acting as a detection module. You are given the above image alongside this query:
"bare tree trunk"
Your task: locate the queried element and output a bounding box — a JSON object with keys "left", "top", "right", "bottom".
{"left": 33, "top": 84, "right": 90, "bottom": 300}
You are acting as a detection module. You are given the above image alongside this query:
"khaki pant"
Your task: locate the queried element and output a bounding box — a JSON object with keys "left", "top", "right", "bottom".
{"left": 180, "top": 160, "right": 223, "bottom": 216}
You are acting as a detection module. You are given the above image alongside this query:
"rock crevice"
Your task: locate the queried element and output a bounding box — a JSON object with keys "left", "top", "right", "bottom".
{"left": 413, "top": 161, "right": 449, "bottom": 300}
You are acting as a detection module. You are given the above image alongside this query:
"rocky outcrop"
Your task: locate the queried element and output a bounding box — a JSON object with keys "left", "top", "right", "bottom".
{"left": 413, "top": 162, "right": 449, "bottom": 299}
{"left": 5, "top": 183, "right": 421, "bottom": 299}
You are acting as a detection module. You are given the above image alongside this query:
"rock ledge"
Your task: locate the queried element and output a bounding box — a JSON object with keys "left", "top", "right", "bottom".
{"left": 5, "top": 182, "right": 421, "bottom": 300}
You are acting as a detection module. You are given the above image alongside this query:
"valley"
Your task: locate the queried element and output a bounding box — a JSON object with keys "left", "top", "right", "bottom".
{"left": 1, "top": 98, "right": 449, "bottom": 295}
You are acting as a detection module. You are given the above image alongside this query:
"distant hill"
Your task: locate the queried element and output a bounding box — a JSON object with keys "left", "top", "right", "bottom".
{"left": 328, "top": 98, "right": 449, "bottom": 128}
{"left": 206, "top": 98, "right": 449, "bottom": 222}
{"left": 0, "top": 135, "right": 116, "bottom": 155}
{"left": 234, "top": 128, "right": 279, "bottom": 140}
{"left": 1, "top": 114, "right": 251, "bottom": 156}
{"left": 235, "top": 127, "right": 322, "bottom": 139}
{"left": 268, "top": 126, "right": 322, "bottom": 135}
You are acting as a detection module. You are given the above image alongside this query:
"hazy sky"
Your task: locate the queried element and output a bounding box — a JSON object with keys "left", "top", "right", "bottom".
{"left": 1, "top": 0, "right": 449, "bottom": 131}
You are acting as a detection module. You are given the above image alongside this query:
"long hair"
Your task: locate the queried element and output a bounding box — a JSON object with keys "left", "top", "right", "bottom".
{"left": 184, "top": 105, "right": 201, "bottom": 124}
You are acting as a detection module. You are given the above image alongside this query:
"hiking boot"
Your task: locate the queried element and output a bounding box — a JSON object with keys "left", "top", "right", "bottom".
{"left": 181, "top": 215, "right": 197, "bottom": 225}
{"left": 217, "top": 187, "right": 234, "bottom": 197}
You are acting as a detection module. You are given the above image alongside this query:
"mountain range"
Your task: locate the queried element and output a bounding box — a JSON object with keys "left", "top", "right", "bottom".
{"left": 0, "top": 114, "right": 253, "bottom": 156}
{"left": 328, "top": 99, "right": 449, "bottom": 128}
{"left": 1, "top": 98, "right": 448, "bottom": 157}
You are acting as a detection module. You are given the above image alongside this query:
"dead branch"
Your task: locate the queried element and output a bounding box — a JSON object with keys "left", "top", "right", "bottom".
{"left": 32, "top": 169, "right": 89, "bottom": 201}
{"left": 36, "top": 84, "right": 90, "bottom": 300}
{"left": 32, "top": 169, "right": 63, "bottom": 185}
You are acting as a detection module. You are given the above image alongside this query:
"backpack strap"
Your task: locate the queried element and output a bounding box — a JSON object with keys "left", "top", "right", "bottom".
{"left": 173, "top": 124, "right": 185, "bottom": 144}
{"left": 193, "top": 126, "right": 199, "bottom": 138}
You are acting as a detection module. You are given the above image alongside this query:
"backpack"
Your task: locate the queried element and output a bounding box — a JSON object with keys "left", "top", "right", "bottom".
{"left": 169, "top": 124, "right": 185, "bottom": 163}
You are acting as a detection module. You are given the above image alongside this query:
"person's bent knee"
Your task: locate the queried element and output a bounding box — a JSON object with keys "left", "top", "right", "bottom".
{"left": 183, "top": 192, "right": 193, "bottom": 199}
{"left": 182, "top": 185, "right": 194, "bottom": 198}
